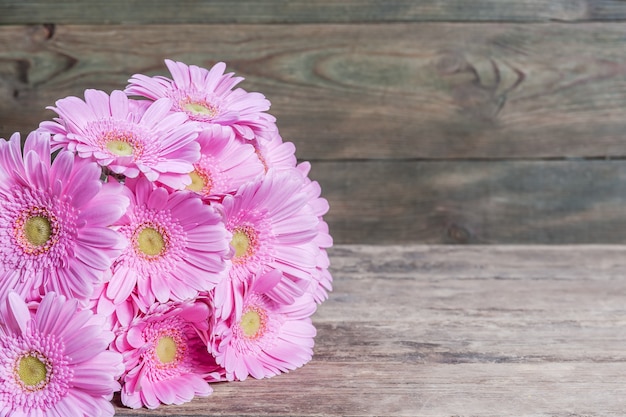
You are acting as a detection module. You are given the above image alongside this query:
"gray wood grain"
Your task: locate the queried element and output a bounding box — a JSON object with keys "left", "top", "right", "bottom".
{"left": 2, "top": 23, "right": 626, "bottom": 160}
{"left": 114, "top": 245, "right": 626, "bottom": 416}
{"left": 0, "top": 1, "right": 612, "bottom": 25}
{"left": 312, "top": 160, "right": 626, "bottom": 244}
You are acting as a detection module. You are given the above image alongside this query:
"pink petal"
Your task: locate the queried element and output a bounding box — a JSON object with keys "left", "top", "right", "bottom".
{"left": 6, "top": 292, "right": 30, "bottom": 334}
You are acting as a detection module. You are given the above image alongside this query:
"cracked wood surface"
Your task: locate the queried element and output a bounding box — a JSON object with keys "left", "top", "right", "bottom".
{"left": 114, "top": 245, "right": 626, "bottom": 416}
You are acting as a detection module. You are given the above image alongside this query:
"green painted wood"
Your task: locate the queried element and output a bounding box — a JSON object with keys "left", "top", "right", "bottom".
{"left": 2, "top": 23, "right": 626, "bottom": 160}
{"left": 0, "top": 0, "right": 609, "bottom": 25}
{"left": 309, "top": 160, "right": 626, "bottom": 244}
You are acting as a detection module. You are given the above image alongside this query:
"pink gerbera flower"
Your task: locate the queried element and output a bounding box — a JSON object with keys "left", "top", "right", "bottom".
{"left": 210, "top": 272, "right": 317, "bottom": 381}
{"left": 107, "top": 177, "right": 230, "bottom": 309}
{"left": 214, "top": 169, "right": 321, "bottom": 319}
{"left": 295, "top": 162, "right": 333, "bottom": 303}
{"left": 0, "top": 291, "right": 123, "bottom": 417}
{"left": 112, "top": 300, "right": 222, "bottom": 409}
{"left": 252, "top": 129, "right": 297, "bottom": 173}
{"left": 125, "top": 60, "right": 277, "bottom": 142}
{"left": 0, "top": 131, "right": 128, "bottom": 304}
{"left": 186, "top": 124, "right": 264, "bottom": 200}
{"left": 39, "top": 89, "right": 200, "bottom": 189}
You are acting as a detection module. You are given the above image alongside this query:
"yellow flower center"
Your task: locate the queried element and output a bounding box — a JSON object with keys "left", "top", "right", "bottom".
{"left": 17, "top": 355, "right": 47, "bottom": 388}
{"left": 186, "top": 168, "right": 212, "bottom": 195}
{"left": 137, "top": 226, "right": 166, "bottom": 257}
{"left": 240, "top": 307, "right": 267, "bottom": 339}
{"left": 15, "top": 207, "right": 59, "bottom": 255}
{"left": 23, "top": 216, "right": 52, "bottom": 247}
{"left": 156, "top": 336, "right": 177, "bottom": 364}
{"left": 183, "top": 102, "right": 217, "bottom": 117}
{"left": 106, "top": 139, "right": 134, "bottom": 156}
{"left": 187, "top": 170, "right": 205, "bottom": 192}
{"left": 231, "top": 229, "right": 253, "bottom": 259}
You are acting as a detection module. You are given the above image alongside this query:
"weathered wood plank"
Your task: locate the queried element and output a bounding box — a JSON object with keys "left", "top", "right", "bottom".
{"left": 113, "top": 245, "right": 626, "bottom": 416}
{"left": 588, "top": 0, "right": 626, "bottom": 20}
{"left": 3, "top": 23, "right": 626, "bottom": 159}
{"left": 0, "top": 1, "right": 603, "bottom": 25}
{"left": 116, "top": 363, "right": 626, "bottom": 416}
{"left": 310, "top": 160, "right": 626, "bottom": 244}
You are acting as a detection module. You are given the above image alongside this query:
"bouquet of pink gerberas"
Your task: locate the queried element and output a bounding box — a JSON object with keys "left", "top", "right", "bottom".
{"left": 0, "top": 60, "right": 332, "bottom": 416}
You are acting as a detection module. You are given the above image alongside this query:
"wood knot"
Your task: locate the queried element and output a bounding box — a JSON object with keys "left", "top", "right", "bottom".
{"left": 42, "top": 24, "right": 56, "bottom": 40}
{"left": 435, "top": 51, "right": 525, "bottom": 121}
{"left": 29, "top": 24, "right": 56, "bottom": 42}
{"left": 436, "top": 53, "right": 466, "bottom": 75}
{"left": 447, "top": 223, "right": 472, "bottom": 244}
{"left": 0, "top": 60, "right": 29, "bottom": 87}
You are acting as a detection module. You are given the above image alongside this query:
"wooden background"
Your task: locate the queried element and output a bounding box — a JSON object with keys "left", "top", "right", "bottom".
{"left": 3, "top": 1, "right": 626, "bottom": 244}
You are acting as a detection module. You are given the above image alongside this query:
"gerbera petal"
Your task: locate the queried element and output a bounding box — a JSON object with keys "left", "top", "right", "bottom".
{"left": 24, "top": 151, "right": 49, "bottom": 189}
{"left": 78, "top": 202, "right": 126, "bottom": 227}
{"left": 140, "top": 97, "right": 175, "bottom": 127}
{"left": 0, "top": 129, "right": 130, "bottom": 303}
{"left": 64, "top": 161, "right": 103, "bottom": 204}
{"left": 109, "top": 178, "right": 229, "bottom": 309}
{"left": 75, "top": 243, "right": 116, "bottom": 271}
{"left": 85, "top": 89, "right": 114, "bottom": 119}
{"left": 49, "top": 150, "right": 75, "bottom": 184}
{"left": 107, "top": 266, "right": 138, "bottom": 305}
{"left": 22, "top": 130, "right": 51, "bottom": 163}
{"left": 6, "top": 292, "right": 30, "bottom": 334}
{"left": 109, "top": 89, "right": 130, "bottom": 119}
{"left": 147, "top": 186, "right": 169, "bottom": 210}
{"left": 154, "top": 381, "right": 176, "bottom": 404}
{"left": 126, "top": 60, "right": 276, "bottom": 142}
{"left": 76, "top": 227, "right": 124, "bottom": 249}
{"left": 0, "top": 292, "right": 123, "bottom": 416}
{"left": 151, "top": 276, "right": 171, "bottom": 303}
{"left": 113, "top": 301, "right": 217, "bottom": 409}
{"left": 39, "top": 90, "right": 202, "bottom": 187}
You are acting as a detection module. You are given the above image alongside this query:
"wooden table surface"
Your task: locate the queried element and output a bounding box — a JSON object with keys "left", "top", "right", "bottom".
{"left": 113, "top": 245, "right": 626, "bottom": 416}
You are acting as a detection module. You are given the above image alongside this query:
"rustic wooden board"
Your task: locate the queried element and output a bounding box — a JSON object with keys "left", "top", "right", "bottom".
{"left": 113, "top": 245, "right": 626, "bottom": 416}
{"left": 589, "top": 0, "right": 626, "bottom": 20}
{"left": 310, "top": 160, "right": 626, "bottom": 244}
{"left": 3, "top": 23, "right": 626, "bottom": 159}
{"left": 0, "top": 0, "right": 617, "bottom": 25}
